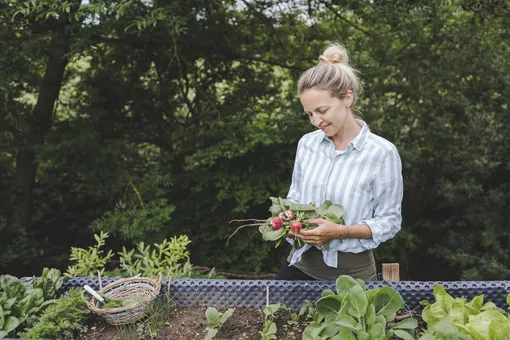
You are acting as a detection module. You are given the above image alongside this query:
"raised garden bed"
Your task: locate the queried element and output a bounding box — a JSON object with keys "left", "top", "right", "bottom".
{"left": 70, "top": 278, "right": 510, "bottom": 339}
{"left": 5, "top": 277, "right": 510, "bottom": 339}
{"left": 62, "top": 277, "right": 510, "bottom": 312}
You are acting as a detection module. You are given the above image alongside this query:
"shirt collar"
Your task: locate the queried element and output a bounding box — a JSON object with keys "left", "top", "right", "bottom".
{"left": 320, "top": 119, "right": 370, "bottom": 150}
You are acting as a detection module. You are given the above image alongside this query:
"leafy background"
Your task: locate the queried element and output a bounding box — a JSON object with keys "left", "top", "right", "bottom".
{"left": 1, "top": 0, "right": 509, "bottom": 281}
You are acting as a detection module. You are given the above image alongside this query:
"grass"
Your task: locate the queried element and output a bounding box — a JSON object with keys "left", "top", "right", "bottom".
{"left": 117, "top": 290, "right": 174, "bottom": 340}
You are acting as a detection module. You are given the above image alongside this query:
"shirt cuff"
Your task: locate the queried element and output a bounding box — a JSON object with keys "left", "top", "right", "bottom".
{"left": 357, "top": 219, "right": 383, "bottom": 249}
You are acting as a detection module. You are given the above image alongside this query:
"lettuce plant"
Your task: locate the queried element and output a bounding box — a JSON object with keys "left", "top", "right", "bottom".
{"left": 303, "top": 275, "right": 417, "bottom": 340}
{"left": 420, "top": 285, "right": 510, "bottom": 340}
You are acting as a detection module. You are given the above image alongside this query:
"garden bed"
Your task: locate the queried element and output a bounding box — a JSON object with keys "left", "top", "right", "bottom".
{"left": 78, "top": 305, "right": 426, "bottom": 339}
{"left": 80, "top": 306, "right": 307, "bottom": 340}
{"left": 5, "top": 275, "right": 510, "bottom": 339}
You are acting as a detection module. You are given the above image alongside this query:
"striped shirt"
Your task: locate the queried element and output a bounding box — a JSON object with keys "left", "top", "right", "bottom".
{"left": 286, "top": 120, "right": 403, "bottom": 268}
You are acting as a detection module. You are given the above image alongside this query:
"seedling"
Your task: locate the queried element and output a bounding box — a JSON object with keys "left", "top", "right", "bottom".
{"left": 204, "top": 306, "right": 234, "bottom": 340}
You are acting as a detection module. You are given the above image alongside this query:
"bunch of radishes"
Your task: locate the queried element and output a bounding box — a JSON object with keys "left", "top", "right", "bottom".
{"left": 270, "top": 210, "right": 303, "bottom": 232}
{"left": 226, "top": 208, "right": 314, "bottom": 249}
{"left": 226, "top": 196, "right": 344, "bottom": 250}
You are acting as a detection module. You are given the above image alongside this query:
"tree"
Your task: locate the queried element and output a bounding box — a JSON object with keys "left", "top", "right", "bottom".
{"left": 1, "top": 0, "right": 509, "bottom": 280}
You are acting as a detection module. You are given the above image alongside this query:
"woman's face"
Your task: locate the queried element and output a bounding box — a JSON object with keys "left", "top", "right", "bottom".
{"left": 300, "top": 88, "right": 353, "bottom": 137}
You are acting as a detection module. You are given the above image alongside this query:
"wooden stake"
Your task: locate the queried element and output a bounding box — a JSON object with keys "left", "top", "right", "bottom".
{"left": 382, "top": 263, "right": 400, "bottom": 281}
{"left": 97, "top": 270, "right": 102, "bottom": 290}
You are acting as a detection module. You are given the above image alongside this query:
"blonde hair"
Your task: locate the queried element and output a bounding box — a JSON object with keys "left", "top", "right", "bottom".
{"left": 297, "top": 43, "right": 362, "bottom": 111}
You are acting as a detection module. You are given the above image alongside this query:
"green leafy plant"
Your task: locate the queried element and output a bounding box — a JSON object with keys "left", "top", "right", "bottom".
{"left": 118, "top": 235, "right": 194, "bottom": 278}
{"left": 65, "top": 232, "right": 217, "bottom": 279}
{"left": 19, "top": 288, "right": 89, "bottom": 340}
{"left": 228, "top": 197, "right": 345, "bottom": 250}
{"left": 283, "top": 302, "right": 306, "bottom": 330}
{"left": 259, "top": 302, "right": 313, "bottom": 339}
{"left": 420, "top": 285, "right": 510, "bottom": 339}
{"left": 204, "top": 306, "right": 234, "bottom": 340}
{"left": 0, "top": 288, "right": 19, "bottom": 339}
{"left": 27, "top": 267, "right": 65, "bottom": 301}
{"left": 65, "top": 231, "right": 113, "bottom": 278}
{"left": 0, "top": 268, "right": 63, "bottom": 339}
{"left": 302, "top": 275, "right": 417, "bottom": 340}
{"left": 300, "top": 299, "right": 323, "bottom": 324}
{"left": 259, "top": 303, "right": 285, "bottom": 340}
{"left": 420, "top": 318, "right": 472, "bottom": 340}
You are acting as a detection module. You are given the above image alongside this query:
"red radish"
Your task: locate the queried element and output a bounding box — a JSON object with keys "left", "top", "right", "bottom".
{"left": 271, "top": 217, "right": 283, "bottom": 230}
{"left": 290, "top": 221, "right": 302, "bottom": 232}
{"left": 279, "top": 210, "right": 294, "bottom": 221}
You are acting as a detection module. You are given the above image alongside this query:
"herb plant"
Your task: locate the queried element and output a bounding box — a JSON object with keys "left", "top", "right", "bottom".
{"left": 19, "top": 288, "right": 89, "bottom": 340}
{"left": 118, "top": 235, "right": 194, "bottom": 278}
{"left": 65, "top": 231, "right": 114, "bottom": 278}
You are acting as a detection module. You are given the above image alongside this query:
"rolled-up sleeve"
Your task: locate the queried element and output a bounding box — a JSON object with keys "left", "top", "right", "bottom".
{"left": 358, "top": 146, "right": 403, "bottom": 249}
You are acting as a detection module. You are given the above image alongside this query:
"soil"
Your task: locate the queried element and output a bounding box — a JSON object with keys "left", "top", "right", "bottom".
{"left": 81, "top": 306, "right": 425, "bottom": 340}
{"left": 81, "top": 306, "right": 307, "bottom": 340}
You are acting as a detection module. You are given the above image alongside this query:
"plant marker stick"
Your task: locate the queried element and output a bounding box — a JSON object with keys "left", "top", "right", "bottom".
{"left": 84, "top": 285, "right": 105, "bottom": 303}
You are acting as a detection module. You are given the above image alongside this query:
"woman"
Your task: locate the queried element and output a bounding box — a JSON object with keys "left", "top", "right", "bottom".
{"left": 275, "top": 43, "right": 403, "bottom": 281}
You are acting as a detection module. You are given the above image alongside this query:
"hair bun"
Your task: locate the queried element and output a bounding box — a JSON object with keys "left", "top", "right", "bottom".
{"left": 318, "top": 43, "right": 349, "bottom": 65}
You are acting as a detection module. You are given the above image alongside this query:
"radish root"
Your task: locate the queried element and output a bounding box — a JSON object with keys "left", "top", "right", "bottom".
{"left": 226, "top": 219, "right": 270, "bottom": 247}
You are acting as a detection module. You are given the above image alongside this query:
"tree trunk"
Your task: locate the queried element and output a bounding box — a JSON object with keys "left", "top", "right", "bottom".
{"left": 12, "top": 41, "right": 69, "bottom": 230}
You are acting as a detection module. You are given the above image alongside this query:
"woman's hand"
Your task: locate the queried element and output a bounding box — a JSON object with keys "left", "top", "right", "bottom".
{"left": 287, "top": 218, "right": 342, "bottom": 246}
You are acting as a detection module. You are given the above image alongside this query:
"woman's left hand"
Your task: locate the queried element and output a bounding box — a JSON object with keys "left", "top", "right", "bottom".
{"left": 288, "top": 218, "right": 340, "bottom": 246}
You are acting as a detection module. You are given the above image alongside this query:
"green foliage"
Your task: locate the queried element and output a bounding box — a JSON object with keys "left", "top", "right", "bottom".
{"left": 65, "top": 231, "right": 114, "bottom": 278}
{"left": 0, "top": 268, "right": 63, "bottom": 338}
{"left": 204, "top": 307, "right": 235, "bottom": 340}
{"left": 300, "top": 299, "right": 322, "bottom": 324}
{"left": 65, "top": 232, "right": 213, "bottom": 279}
{"left": 420, "top": 318, "right": 472, "bottom": 340}
{"left": 118, "top": 235, "right": 194, "bottom": 278}
{"left": 27, "top": 268, "right": 65, "bottom": 301}
{"left": 91, "top": 198, "right": 175, "bottom": 243}
{"left": 91, "top": 174, "right": 176, "bottom": 243}
{"left": 1, "top": 0, "right": 510, "bottom": 280}
{"left": 259, "top": 303, "right": 284, "bottom": 340}
{"left": 258, "top": 302, "right": 308, "bottom": 339}
{"left": 303, "top": 275, "right": 417, "bottom": 340}
{"left": 420, "top": 285, "right": 510, "bottom": 339}
{"left": 19, "top": 288, "right": 88, "bottom": 340}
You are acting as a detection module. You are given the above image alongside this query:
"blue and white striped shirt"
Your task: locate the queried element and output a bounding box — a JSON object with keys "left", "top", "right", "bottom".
{"left": 286, "top": 120, "right": 403, "bottom": 268}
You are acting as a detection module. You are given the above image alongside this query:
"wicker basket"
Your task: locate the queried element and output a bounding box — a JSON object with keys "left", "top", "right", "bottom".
{"left": 85, "top": 273, "right": 162, "bottom": 326}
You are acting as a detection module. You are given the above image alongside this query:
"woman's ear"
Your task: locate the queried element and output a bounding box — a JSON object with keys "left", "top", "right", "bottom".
{"left": 344, "top": 90, "right": 354, "bottom": 107}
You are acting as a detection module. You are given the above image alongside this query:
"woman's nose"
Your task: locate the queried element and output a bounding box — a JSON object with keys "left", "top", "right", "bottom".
{"left": 311, "top": 114, "right": 322, "bottom": 127}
